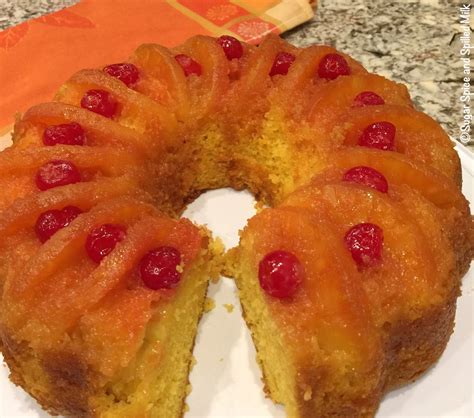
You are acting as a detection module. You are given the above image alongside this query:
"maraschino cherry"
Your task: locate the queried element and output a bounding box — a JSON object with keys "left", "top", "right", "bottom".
{"left": 36, "top": 160, "right": 81, "bottom": 191}
{"left": 35, "top": 206, "right": 82, "bottom": 243}
{"left": 318, "top": 53, "right": 351, "bottom": 80}
{"left": 358, "top": 121, "right": 396, "bottom": 151}
{"left": 139, "top": 246, "right": 183, "bottom": 290}
{"left": 80, "top": 89, "right": 117, "bottom": 118}
{"left": 353, "top": 91, "right": 385, "bottom": 107}
{"left": 258, "top": 250, "right": 303, "bottom": 298}
{"left": 344, "top": 223, "right": 384, "bottom": 268}
{"left": 269, "top": 52, "right": 296, "bottom": 76}
{"left": 175, "top": 54, "right": 202, "bottom": 77}
{"left": 85, "top": 224, "right": 126, "bottom": 263}
{"left": 343, "top": 166, "right": 388, "bottom": 193}
{"left": 43, "top": 123, "right": 85, "bottom": 146}
{"left": 217, "top": 35, "right": 243, "bottom": 60}
{"left": 103, "top": 63, "right": 140, "bottom": 87}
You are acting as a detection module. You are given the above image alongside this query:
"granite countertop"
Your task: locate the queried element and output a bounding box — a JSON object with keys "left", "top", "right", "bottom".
{"left": 1, "top": 0, "right": 472, "bottom": 149}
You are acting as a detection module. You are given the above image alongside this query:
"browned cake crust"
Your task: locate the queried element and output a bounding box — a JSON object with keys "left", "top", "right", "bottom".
{"left": 1, "top": 282, "right": 209, "bottom": 417}
{"left": 2, "top": 335, "right": 94, "bottom": 417}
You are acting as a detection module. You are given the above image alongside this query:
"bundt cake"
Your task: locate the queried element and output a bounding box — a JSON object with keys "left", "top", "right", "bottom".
{"left": 0, "top": 34, "right": 472, "bottom": 417}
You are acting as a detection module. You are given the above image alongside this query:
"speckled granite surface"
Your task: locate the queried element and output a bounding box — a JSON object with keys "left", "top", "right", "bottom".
{"left": 0, "top": 0, "right": 472, "bottom": 148}
{"left": 283, "top": 0, "right": 473, "bottom": 149}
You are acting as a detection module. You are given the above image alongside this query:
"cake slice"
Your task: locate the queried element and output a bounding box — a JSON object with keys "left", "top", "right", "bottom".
{"left": 228, "top": 165, "right": 463, "bottom": 417}
{"left": 227, "top": 206, "right": 384, "bottom": 417}
{"left": 0, "top": 197, "right": 215, "bottom": 417}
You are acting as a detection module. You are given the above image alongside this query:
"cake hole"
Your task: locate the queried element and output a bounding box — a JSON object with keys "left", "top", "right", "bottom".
{"left": 183, "top": 188, "right": 257, "bottom": 249}
{"left": 184, "top": 189, "right": 284, "bottom": 417}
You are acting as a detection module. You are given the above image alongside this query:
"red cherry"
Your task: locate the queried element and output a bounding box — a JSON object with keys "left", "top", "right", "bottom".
{"left": 175, "top": 54, "right": 202, "bottom": 77}
{"left": 343, "top": 166, "right": 388, "bottom": 193}
{"left": 353, "top": 91, "right": 385, "bottom": 107}
{"left": 43, "top": 123, "right": 85, "bottom": 146}
{"left": 85, "top": 224, "right": 126, "bottom": 263}
{"left": 80, "top": 89, "right": 117, "bottom": 118}
{"left": 344, "top": 223, "right": 384, "bottom": 268}
{"left": 35, "top": 210, "right": 64, "bottom": 243}
{"left": 358, "top": 121, "right": 396, "bottom": 151}
{"left": 103, "top": 63, "right": 140, "bottom": 87}
{"left": 61, "top": 205, "right": 83, "bottom": 224}
{"left": 36, "top": 160, "right": 81, "bottom": 191}
{"left": 217, "top": 35, "right": 243, "bottom": 60}
{"left": 318, "top": 53, "right": 351, "bottom": 80}
{"left": 139, "top": 246, "right": 182, "bottom": 290}
{"left": 35, "top": 206, "right": 82, "bottom": 243}
{"left": 258, "top": 250, "right": 303, "bottom": 299}
{"left": 269, "top": 52, "right": 296, "bottom": 76}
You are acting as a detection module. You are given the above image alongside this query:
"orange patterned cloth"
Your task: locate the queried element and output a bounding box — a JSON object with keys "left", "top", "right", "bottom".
{"left": 0, "top": 0, "right": 314, "bottom": 133}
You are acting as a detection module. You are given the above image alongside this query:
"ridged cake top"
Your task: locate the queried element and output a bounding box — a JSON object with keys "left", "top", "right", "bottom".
{"left": 0, "top": 35, "right": 471, "bottom": 412}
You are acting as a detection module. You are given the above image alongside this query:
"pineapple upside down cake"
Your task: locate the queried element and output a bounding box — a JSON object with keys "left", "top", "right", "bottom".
{"left": 0, "top": 34, "right": 472, "bottom": 418}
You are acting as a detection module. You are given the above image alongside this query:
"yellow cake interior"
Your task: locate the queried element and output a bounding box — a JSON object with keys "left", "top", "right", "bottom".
{"left": 93, "top": 250, "right": 212, "bottom": 417}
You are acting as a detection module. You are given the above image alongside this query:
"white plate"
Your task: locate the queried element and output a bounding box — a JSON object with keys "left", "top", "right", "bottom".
{"left": 0, "top": 134, "right": 472, "bottom": 417}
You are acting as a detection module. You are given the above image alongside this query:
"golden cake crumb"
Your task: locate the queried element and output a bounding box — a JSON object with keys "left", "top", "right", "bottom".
{"left": 204, "top": 297, "right": 216, "bottom": 312}
{"left": 254, "top": 199, "right": 266, "bottom": 213}
{"left": 190, "top": 355, "right": 197, "bottom": 370}
{"left": 223, "top": 303, "right": 234, "bottom": 313}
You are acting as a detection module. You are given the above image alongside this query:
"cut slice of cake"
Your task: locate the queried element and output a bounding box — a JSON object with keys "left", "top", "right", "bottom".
{"left": 228, "top": 167, "right": 463, "bottom": 417}
{"left": 1, "top": 201, "right": 216, "bottom": 417}
{"left": 227, "top": 206, "right": 384, "bottom": 418}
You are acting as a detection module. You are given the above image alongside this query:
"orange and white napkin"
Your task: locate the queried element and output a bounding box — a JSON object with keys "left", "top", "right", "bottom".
{"left": 0, "top": 0, "right": 316, "bottom": 136}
